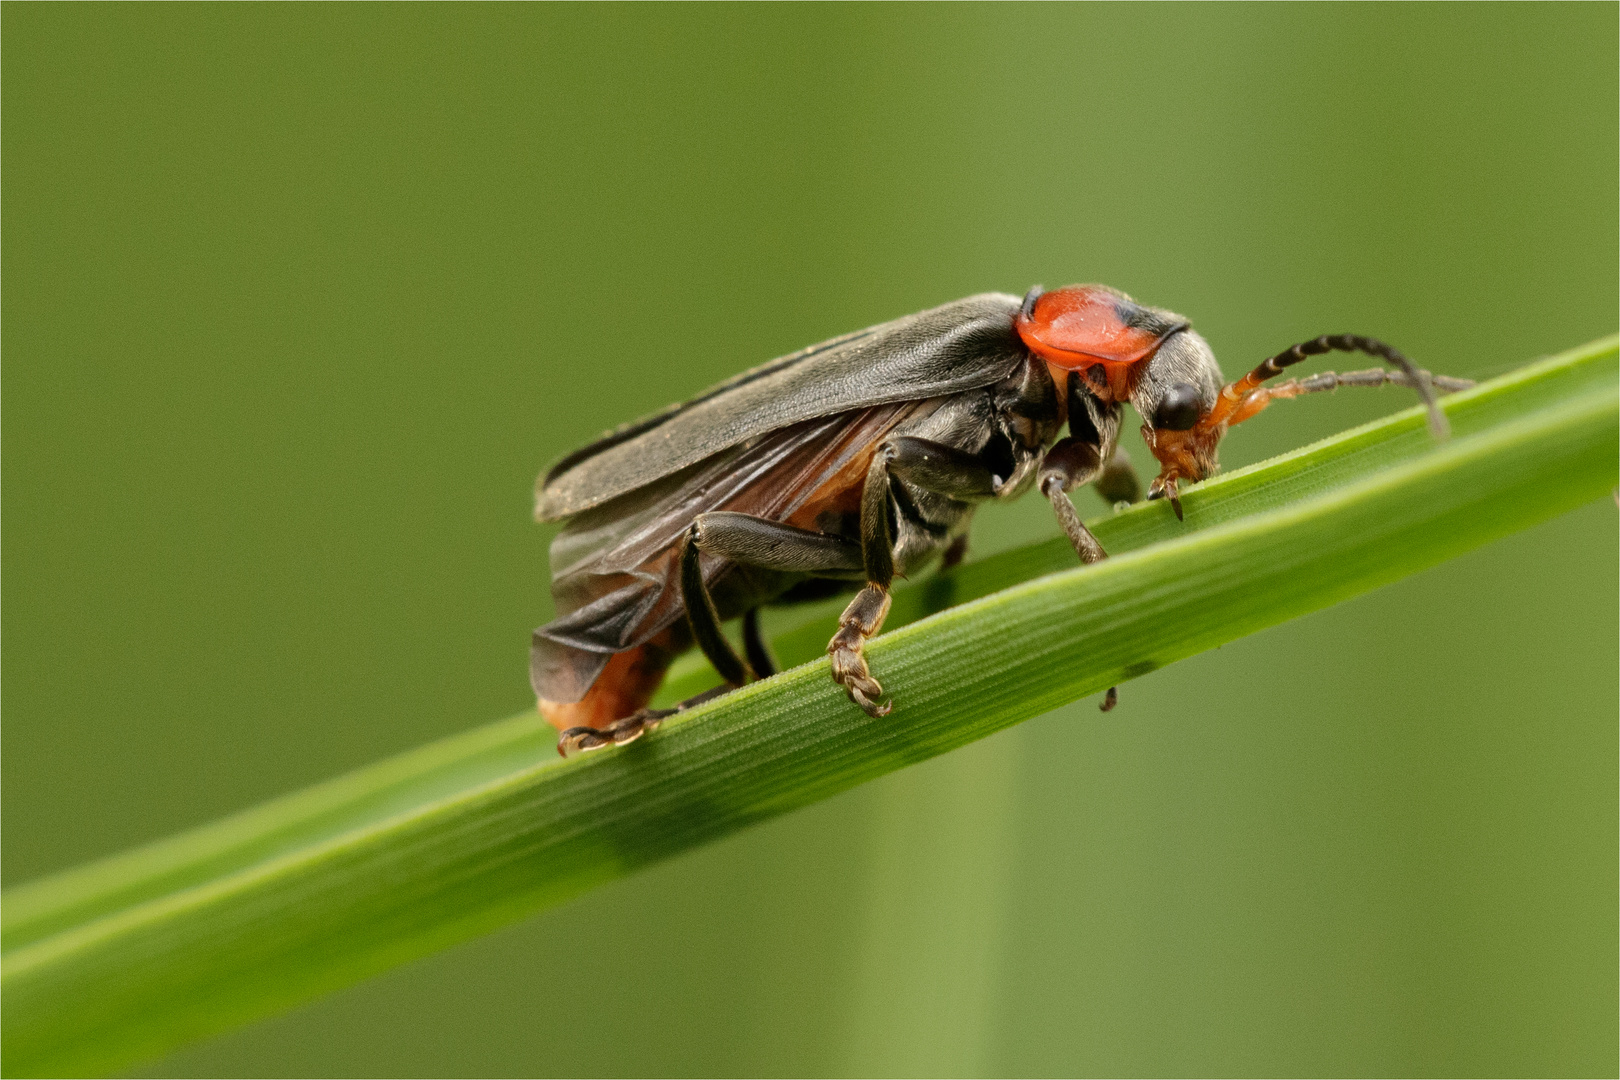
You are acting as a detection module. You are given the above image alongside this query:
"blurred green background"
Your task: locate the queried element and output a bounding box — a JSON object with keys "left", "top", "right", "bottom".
{"left": 4, "top": 4, "right": 1616, "bottom": 1076}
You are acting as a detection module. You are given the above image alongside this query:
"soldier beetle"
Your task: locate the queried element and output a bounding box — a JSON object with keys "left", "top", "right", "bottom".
{"left": 532, "top": 286, "right": 1470, "bottom": 755}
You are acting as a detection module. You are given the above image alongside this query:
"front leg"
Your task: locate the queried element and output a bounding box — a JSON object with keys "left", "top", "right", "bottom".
{"left": 1040, "top": 437, "right": 1122, "bottom": 712}
{"left": 1094, "top": 445, "right": 1142, "bottom": 506}
{"left": 1039, "top": 437, "right": 1110, "bottom": 564}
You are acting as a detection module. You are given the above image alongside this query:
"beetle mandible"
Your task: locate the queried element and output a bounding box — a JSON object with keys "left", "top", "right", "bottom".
{"left": 531, "top": 285, "right": 1471, "bottom": 756}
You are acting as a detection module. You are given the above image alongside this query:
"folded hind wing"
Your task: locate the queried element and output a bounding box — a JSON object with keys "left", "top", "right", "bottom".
{"left": 531, "top": 401, "right": 919, "bottom": 703}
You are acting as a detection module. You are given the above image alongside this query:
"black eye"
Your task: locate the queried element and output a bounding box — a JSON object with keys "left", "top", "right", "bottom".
{"left": 1153, "top": 383, "right": 1202, "bottom": 431}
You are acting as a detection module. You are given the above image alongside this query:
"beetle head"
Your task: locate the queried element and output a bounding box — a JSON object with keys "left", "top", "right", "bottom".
{"left": 1129, "top": 328, "right": 1227, "bottom": 506}
{"left": 1138, "top": 329, "right": 1461, "bottom": 519}
{"left": 1019, "top": 285, "right": 1459, "bottom": 519}
{"left": 1015, "top": 285, "right": 1223, "bottom": 501}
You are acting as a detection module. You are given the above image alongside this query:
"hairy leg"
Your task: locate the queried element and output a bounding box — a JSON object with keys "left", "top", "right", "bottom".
{"left": 1039, "top": 437, "right": 1111, "bottom": 564}
{"left": 826, "top": 435, "right": 1010, "bottom": 716}
{"left": 1039, "top": 436, "right": 1122, "bottom": 709}
{"left": 555, "top": 683, "right": 732, "bottom": 758}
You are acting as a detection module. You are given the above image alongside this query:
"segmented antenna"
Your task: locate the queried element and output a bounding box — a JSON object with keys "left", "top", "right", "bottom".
{"left": 1252, "top": 334, "right": 1449, "bottom": 438}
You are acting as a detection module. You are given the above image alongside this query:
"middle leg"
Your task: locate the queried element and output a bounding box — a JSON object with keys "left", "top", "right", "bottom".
{"left": 826, "top": 435, "right": 1007, "bottom": 716}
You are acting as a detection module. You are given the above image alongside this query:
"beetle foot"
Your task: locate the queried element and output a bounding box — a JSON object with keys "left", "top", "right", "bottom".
{"left": 828, "top": 585, "right": 893, "bottom": 717}
{"left": 830, "top": 627, "right": 889, "bottom": 716}
{"left": 557, "top": 707, "right": 675, "bottom": 758}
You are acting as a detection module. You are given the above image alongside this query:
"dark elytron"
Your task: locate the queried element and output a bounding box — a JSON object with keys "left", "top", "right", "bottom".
{"left": 532, "top": 286, "right": 1471, "bottom": 755}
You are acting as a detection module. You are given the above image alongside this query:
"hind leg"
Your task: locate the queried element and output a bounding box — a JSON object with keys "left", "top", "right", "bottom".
{"left": 679, "top": 512, "right": 863, "bottom": 685}
{"left": 554, "top": 514, "right": 863, "bottom": 756}
{"left": 554, "top": 684, "right": 732, "bottom": 757}
{"left": 543, "top": 632, "right": 689, "bottom": 756}
{"left": 562, "top": 602, "right": 784, "bottom": 757}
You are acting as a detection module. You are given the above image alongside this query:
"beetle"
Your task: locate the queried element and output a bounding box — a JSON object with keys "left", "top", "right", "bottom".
{"left": 531, "top": 285, "right": 1471, "bottom": 756}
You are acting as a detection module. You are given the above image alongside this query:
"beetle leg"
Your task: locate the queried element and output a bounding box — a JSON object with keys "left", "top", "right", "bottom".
{"left": 684, "top": 511, "right": 865, "bottom": 682}
{"left": 1039, "top": 437, "right": 1122, "bottom": 710}
{"left": 1093, "top": 445, "right": 1142, "bottom": 506}
{"left": 743, "top": 608, "right": 777, "bottom": 679}
{"left": 882, "top": 435, "right": 999, "bottom": 497}
{"left": 689, "top": 511, "right": 864, "bottom": 575}
{"left": 826, "top": 434, "right": 1058, "bottom": 717}
{"left": 558, "top": 707, "right": 675, "bottom": 756}
{"left": 1038, "top": 438, "right": 1111, "bottom": 565}
{"left": 557, "top": 684, "right": 731, "bottom": 758}
{"left": 682, "top": 507, "right": 899, "bottom": 716}
{"left": 830, "top": 585, "right": 892, "bottom": 717}
{"left": 680, "top": 526, "right": 753, "bottom": 688}
{"left": 829, "top": 448, "right": 901, "bottom": 717}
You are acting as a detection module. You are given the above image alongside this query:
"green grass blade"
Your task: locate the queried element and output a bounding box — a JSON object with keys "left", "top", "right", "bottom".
{"left": 658, "top": 333, "right": 1619, "bottom": 694}
{"left": 3, "top": 337, "right": 1615, "bottom": 1078}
